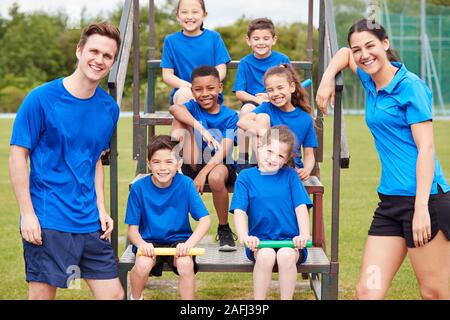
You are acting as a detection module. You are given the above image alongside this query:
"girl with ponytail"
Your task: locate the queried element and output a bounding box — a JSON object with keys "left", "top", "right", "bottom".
{"left": 238, "top": 63, "right": 318, "bottom": 181}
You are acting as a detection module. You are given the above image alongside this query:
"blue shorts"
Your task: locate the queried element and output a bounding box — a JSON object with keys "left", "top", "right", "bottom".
{"left": 245, "top": 247, "right": 308, "bottom": 265}
{"left": 22, "top": 229, "right": 118, "bottom": 288}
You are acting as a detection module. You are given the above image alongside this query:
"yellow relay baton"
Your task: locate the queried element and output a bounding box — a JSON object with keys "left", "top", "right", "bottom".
{"left": 137, "top": 247, "right": 205, "bottom": 256}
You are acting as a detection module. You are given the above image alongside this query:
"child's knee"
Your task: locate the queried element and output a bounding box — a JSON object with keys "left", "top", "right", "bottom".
{"left": 132, "top": 257, "right": 154, "bottom": 276}
{"left": 276, "top": 248, "right": 297, "bottom": 266}
{"left": 240, "top": 104, "right": 256, "bottom": 116}
{"left": 176, "top": 257, "right": 194, "bottom": 276}
{"left": 255, "top": 249, "right": 276, "bottom": 267}
{"left": 207, "top": 170, "right": 227, "bottom": 189}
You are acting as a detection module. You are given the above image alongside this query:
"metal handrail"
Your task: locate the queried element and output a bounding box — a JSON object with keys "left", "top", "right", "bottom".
{"left": 107, "top": 0, "right": 134, "bottom": 260}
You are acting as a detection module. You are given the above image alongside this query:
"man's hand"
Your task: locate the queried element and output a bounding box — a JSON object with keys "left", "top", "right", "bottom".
{"left": 99, "top": 209, "right": 114, "bottom": 240}
{"left": 21, "top": 213, "right": 42, "bottom": 245}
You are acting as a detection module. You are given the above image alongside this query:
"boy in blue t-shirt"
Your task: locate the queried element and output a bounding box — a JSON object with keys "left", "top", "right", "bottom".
{"left": 125, "top": 135, "right": 211, "bottom": 300}
{"left": 9, "top": 22, "right": 124, "bottom": 300}
{"left": 233, "top": 18, "right": 290, "bottom": 165}
{"left": 169, "top": 65, "right": 239, "bottom": 252}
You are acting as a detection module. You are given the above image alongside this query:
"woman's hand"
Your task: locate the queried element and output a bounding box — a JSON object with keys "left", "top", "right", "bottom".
{"left": 315, "top": 74, "right": 335, "bottom": 116}
{"left": 412, "top": 205, "right": 432, "bottom": 247}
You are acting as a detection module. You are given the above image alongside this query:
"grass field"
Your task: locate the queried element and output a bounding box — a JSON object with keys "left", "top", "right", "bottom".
{"left": 0, "top": 115, "right": 449, "bottom": 300}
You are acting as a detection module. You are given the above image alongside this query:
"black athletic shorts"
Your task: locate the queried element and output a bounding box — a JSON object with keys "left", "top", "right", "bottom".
{"left": 181, "top": 162, "right": 237, "bottom": 187}
{"left": 241, "top": 101, "right": 260, "bottom": 108}
{"left": 132, "top": 241, "right": 199, "bottom": 277}
{"left": 368, "top": 187, "right": 450, "bottom": 248}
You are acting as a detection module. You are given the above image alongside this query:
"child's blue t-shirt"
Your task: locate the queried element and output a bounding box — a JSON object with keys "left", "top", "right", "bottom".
{"left": 184, "top": 99, "right": 239, "bottom": 161}
{"left": 233, "top": 51, "right": 290, "bottom": 96}
{"left": 10, "top": 78, "right": 120, "bottom": 233}
{"left": 357, "top": 62, "right": 450, "bottom": 196}
{"left": 230, "top": 167, "right": 312, "bottom": 240}
{"left": 125, "top": 174, "right": 209, "bottom": 242}
{"left": 253, "top": 102, "right": 318, "bottom": 168}
{"left": 161, "top": 29, "right": 231, "bottom": 103}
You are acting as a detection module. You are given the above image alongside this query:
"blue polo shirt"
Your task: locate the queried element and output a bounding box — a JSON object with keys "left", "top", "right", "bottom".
{"left": 161, "top": 29, "right": 231, "bottom": 103}
{"left": 10, "top": 78, "right": 120, "bottom": 233}
{"left": 253, "top": 102, "right": 318, "bottom": 168}
{"left": 358, "top": 62, "right": 450, "bottom": 196}
{"left": 184, "top": 99, "right": 238, "bottom": 160}
{"left": 230, "top": 167, "right": 312, "bottom": 240}
{"left": 233, "top": 51, "right": 290, "bottom": 95}
{"left": 125, "top": 174, "right": 209, "bottom": 242}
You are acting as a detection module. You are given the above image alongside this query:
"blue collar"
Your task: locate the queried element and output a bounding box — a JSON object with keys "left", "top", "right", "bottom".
{"left": 378, "top": 62, "right": 407, "bottom": 94}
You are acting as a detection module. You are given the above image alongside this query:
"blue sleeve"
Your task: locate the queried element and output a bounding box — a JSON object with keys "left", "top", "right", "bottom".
{"left": 290, "top": 170, "right": 313, "bottom": 209}
{"left": 10, "top": 90, "right": 45, "bottom": 151}
{"left": 404, "top": 80, "right": 433, "bottom": 125}
{"left": 187, "top": 180, "right": 209, "bottom": 220}
{"left": 302, "top": 117, "right": 319, "bottom": 148}
{"left": 253, "top": 102, "right": 270, "bottom": 115}
{"left": 124, "top": 185, "right": 142, "bottom": 226}
{"left": 233, "top": 62, "right": 247, "bottom": 92}
{"left": 229, "top": 175, "right": 249, "bottom": 214}
{"left": 161, "top": 36, "right": 175, "bottom": 69}
{"left": 184, "top": 99, "right": 197, "bottom": 114}
{"left": 214, "top": 33, "right": 231, "bottom": 66}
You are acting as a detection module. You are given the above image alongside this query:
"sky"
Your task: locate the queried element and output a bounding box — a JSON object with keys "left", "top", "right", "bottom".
{"left": 0, "top": 0, "right": 321, "bottom": 28}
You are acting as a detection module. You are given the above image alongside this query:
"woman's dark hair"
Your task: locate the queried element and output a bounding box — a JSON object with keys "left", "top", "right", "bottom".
{"left": 347, "top": 19, "right": 400, "bottom": 62}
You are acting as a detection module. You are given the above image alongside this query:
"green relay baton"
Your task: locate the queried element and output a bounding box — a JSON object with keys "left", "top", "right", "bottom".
{"left": 246, "top": 240, "right": 313, "bottom": 249}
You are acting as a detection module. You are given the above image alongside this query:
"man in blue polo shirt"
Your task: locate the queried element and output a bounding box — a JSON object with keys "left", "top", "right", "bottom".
{"left": 9, "top": 22, "right": 124, "bottom": 300}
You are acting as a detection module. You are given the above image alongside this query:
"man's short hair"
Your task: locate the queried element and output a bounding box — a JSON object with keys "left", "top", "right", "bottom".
{"left": 77, "top": 22, "right": 121, "bottom": 59}
{"left": 247, "top": 18, "right": 276, "bottom": 37}
{"left": 191, "top": 65, "right": 220, "bottom": 83}
{"left": 147, "top": 135, "right": 181, "bottom": 161}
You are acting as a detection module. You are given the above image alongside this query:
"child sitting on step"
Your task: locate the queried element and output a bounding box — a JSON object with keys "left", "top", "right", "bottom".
{"left": 231, "top": 126, "right": 312, "bottom": 300}
{"left": 125, "top": 135, "right": 211, "bottom": 300}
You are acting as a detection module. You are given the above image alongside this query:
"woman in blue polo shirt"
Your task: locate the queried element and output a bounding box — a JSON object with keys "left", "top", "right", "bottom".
{"left": 316, "top": 19, "right": 450, "bottom": 300}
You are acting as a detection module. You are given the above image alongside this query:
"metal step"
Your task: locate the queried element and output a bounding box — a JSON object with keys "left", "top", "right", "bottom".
{"left": 119, "top": 243, "right": 329, "bottom": 273}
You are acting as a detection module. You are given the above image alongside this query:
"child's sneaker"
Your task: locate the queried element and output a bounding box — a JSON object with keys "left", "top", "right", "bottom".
{"left": 216, "top": 224, "right": 237, "bottom": 252}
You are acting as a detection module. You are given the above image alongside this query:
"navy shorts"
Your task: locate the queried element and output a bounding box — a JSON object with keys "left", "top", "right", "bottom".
{"left": 22, "top": 229, "right": 118, "bottom": 288}
{"left": 368, "top": 188, "right": 450, "bottom": 248}
{"left": 132, "top": 241, "right": 199, "bottom": 277}
{"left": 245, "top": 247, "right": 308, "bottom": 265}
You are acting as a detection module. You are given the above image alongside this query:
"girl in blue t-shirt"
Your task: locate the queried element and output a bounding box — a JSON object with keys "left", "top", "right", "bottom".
{"left": 231, "top": 126, "right": 312, "bottom": 300}
{"left": 316, "top": 19, "right": 450, "bottom": 300}
{"left": 238, "top": 64, "right": 318, "bottom": 181}
{"left": 161, "top": 0, "right": 231, "bottom": 105}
